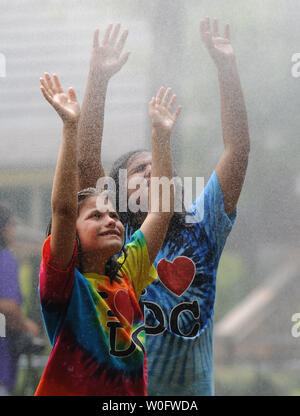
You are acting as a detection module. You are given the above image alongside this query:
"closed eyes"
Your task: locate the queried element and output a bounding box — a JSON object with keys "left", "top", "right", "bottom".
{"left": 132, "top": 163, "right": 151, "bottom": 174}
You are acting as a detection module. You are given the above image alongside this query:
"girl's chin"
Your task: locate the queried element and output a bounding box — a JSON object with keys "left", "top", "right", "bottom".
{"left": 103, "top": 241, "right": 123, "bottom": 255}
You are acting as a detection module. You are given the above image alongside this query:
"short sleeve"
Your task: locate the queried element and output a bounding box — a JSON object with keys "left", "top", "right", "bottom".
{"left": 0, "top": 249, "right": 22, "bottom": 304}
{"left": 188, "top": 171, "right": 237, "bottom": 259}
{"left": 118, "top": 229, "right": 157, "bottom": 301}
{"left": 39, "top": 236, "right": 78, "bottom": 345}
{"left": 39, "top": 235, "right": 77, "bottom": 308}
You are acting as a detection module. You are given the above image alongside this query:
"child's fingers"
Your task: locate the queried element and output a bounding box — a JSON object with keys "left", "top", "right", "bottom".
{"left": 68, "top": 87, "right": 77, "bottom": 102}
{"left": 162, "top": 88, "right": 172, "bottom": 107}
{"left": 53, "top": 74, "right": 64, "bottom": 94}
{"left": 119, "top": 51, "right": 131, "bottom": 68}
{"left": 204, "top": 16, "right": 210, "bottom": 33}
{"left": 203, "top": 31, "right": 214, "bottom": 50}
{"left": 149, "top": 96, "right": 155, "bottom": 108}
{"left": 102, "top": 23, "right": 113, "bottom": 45}
{"left": 200, "top": 18, "right": 213, "bottom": 48}
{"left": 109, "top": 22, "right": 121, "bottom": 46}
{"left": 93, "top": 28, "right": 99, "bottom": 48}
{"left": 156, "top": 87, "right": 165, "bottom": 105}
{"left": 167, "top": 94, "right": 177, "bottom": 112}
{"left": 40, "top": 78, "right": 53, "bottom": 97}
{"left": 173, "top": 105, "right": 182, "bottom": 121}
{"left": 115, "top": 29, "right": 129, "bottom": 55}
{"left": 224, "top": 23, "right": 230, "bottom": 40}
{"left": 213, "top": 18, "right": 219, "bottom": 37}
{"left": 200, "top": 18, "right": 210, "bottom": 37}
{"left": 40, "top": 85, "right": 54, "bottom": 105}
{"left": 44, "top": 72, "right": 54, "bottom": 93}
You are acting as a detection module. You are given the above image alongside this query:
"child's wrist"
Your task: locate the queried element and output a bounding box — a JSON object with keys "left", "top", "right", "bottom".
{"left": 63, "top": 119, "right": 79, "bottom": 131}
{"left": 152, "top": 128, "right": 171, "bottom": 141}
{"left": 217, "top": 57, "right": 238, "bottom": 76}
{"left": 88, "top": 67, "right": 110, "bottom": 87}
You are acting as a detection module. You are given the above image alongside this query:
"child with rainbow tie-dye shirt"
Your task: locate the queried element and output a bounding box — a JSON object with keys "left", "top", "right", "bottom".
{"left": 34, "top": 72, "right": 181, "bottom": 396}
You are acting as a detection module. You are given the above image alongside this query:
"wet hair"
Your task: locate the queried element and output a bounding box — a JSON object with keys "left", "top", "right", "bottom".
{"left": 0, "top": 205, "right": 12, "bottom": 249}
{"left": 109, "top": 149, "right": 147, "bottom": 231}
{"left": 109, "top": 150, "right": 193, "bottom": 244}
{"left": 46, "top": 188, "right": 127, "bottom": 283}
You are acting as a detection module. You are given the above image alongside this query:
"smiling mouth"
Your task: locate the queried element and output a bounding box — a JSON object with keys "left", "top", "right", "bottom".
{"left": 99, "top": 230, "right": 121, "bottom": 237}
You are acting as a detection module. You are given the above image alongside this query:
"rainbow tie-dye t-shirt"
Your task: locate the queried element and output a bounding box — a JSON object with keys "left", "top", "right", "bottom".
{"left": 35, "top": 229, "right": 156, "bottom": 396}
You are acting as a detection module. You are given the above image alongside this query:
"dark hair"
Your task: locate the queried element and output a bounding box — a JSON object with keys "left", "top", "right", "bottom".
{"left": 109, "top": 149, "right": 147, "bottom": 231}
{"left": 46, "top": 188, "right": 127, "bottom": 283}
{"left": 109, "top": 150, "right": 193, "bottom": 244}
{"left": 0, "top": 205, "right": 12, "bottom": 249}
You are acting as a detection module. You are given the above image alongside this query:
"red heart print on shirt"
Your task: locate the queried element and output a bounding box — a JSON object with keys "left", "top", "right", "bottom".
{"left": 157, "top": 256, "right": 196, "bottom": 297}
{"left": 114, "top": 290, "right": 134, "bottom": 325}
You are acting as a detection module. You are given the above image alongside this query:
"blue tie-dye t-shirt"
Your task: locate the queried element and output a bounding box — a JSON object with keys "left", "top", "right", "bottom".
{"left": 124, "top": 171, "right": 236, "bottom": 396}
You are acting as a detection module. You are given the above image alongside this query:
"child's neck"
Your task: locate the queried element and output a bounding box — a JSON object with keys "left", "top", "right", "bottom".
{"left": 80, "top": 253, "right": 108, "bottom": 275}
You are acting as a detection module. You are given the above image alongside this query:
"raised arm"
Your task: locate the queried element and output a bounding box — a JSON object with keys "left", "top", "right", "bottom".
{"left": 78, "top": 23, "right": 130, "bottom": 190}
{"left": 200, "top": 17, "right": 250, "bottom": 217}
{"left": 40, "top": 74, "right": 80, "bottom": 269}
{"left": 141, "top": 87, "right": 182, "bottom": 264}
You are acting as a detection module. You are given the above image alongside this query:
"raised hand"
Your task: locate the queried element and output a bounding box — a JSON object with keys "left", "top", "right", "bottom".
{"left": 200, "top": 17, "right": 235, "bottom": 68}
{"left": 91, "top": 23, "right": 130, "bottom": 81}
{"left": 149, "top": 87, "right": 182, "bottom": 136}
{"left": 40, "top": 73, "right": 80, "bottom": 124}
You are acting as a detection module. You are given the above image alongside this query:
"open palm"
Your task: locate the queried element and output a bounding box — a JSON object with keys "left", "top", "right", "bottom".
{"left": 40, "top": 73, "right": 80, "bottom": 123}
{"left": 149, "top": 87, "right": 182, "bottom": 134}
{"left": 91, "top": 23, "right": 130, "bottom": 80}
{"left": 200, "top": 17, "right": 235, "bottom": 67}
{"left": 211, "top": 36, "right": 234, "bottom": 57}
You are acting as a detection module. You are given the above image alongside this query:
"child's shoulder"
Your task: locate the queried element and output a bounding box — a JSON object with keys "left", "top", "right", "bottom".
{"left": 125, "top": 229, "right": 145, "bottom": 246}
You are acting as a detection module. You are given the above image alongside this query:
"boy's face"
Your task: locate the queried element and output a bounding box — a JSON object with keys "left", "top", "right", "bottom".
{"left": 76, "top": 196, "right": 124, "bottom": 258}
{"left": 126, "top": 152, "right": 152, "bottom": 210}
